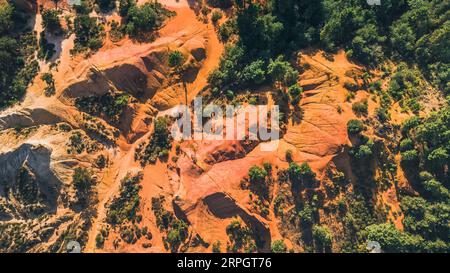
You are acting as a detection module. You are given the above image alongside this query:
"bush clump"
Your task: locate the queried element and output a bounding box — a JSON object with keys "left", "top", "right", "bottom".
{"left": 75, "top": 91, "right": 129, "bottom": 124}
{"left": 347, "top": 119, "right": 364, "bottom": 135}
{"left": 106, "top": 174, "right": 142, "bottom": 225}
{"left": 136, "top": 117, "right": 172, "bottom": 165}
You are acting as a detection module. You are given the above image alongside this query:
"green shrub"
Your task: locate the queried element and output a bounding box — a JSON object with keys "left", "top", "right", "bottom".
{"left": 312, "top": 225, "right": 332, "bottom": 252}
{"left": 347, "top": 119, "right": 364, "bottom": 135}
{"left": 212, "top": 240, "right": 221, "bottom": 253}
{"left": 126, "top": 2, "right": 173, "bottom": 37}
{"left": 375, "top": 107, "right": 390, "bottom": 122}
{"left": 95, "top": 0, "right": 116, "bottom": 13}
{"left": 354, "top": 144, "right": 373, "bottom": 159}
{"left": 423, "top": 179, "right": 450, "bottom": 201}
{"left": 352, "top": 100, "right": 368, "bottom": 116}
{"left": 211, "top": 10, "right": 222, "bottom": 24}
{"left": 136, "top": 117, "right": 172, "bottom": 165}
{"left": 42, "top": 9, "right": 62, "bottom": 34}
{"left": 365, "top": 223, "right": 417, "bottom": 253}
{"left": 218, "top": 19, "right": 236, "bottom": 42}
{"left": 119, "top": 0, "right": 135, "bottom": 17}
{"left": 95, "top": 233, "right": 104, "bottom": 248}
{"left": 106, "top": 174, "right": 142, "bottom": 225}
{"left": 288, "top": 84, "right": 303, "bottom": 105}
{"left": 168, "top": 50, "right": 185, "bottom": 68}
{"left": 285, "top": 149, "right": 293, "bottom": 162}
{"left": 73, "top": 12, "right": 105, "bottom": 53}
{"left": 401, "top": 150, "right": 419, "bottom": 164}
{"left": 73, "top": 167, "right": 95, "bottom": 193}
{"left": 151, "top": 195, "right": 188, "bottom": 252}
{"left": 267, "top": 56, "right": 298, "bottom": 86}
{"left": 41, "top": 71, "right": 55, "bottom": 96}
{"left": 248, "top": 166, "right": 267, "bottom": 183}
{"left": 288, "top": 162, "right": 316, "bottom": 187}
{"left": 401, "top": 116, "right": 420, "bottom": 135}
{"left": 75, "top": 91, "right": 129, "bottom": 123}
{"left": 240, "top": 60, "right": 266, "bottom": 85}
{"left": 38, "top": 31, "right": 55, "bottom": 61}
{"left": 226, "top": 219, "right": 257, "bottom": 253}
{"left": 271, "top": 239, "right": 287, "bottom": 253}
{"left": 399, "top": 138, "right": 414, "bottom": 152}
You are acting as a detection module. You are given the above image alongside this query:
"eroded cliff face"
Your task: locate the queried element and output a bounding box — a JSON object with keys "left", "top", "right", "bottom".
{"left": 0, "top": 0, "right": 414, "bottom": 253}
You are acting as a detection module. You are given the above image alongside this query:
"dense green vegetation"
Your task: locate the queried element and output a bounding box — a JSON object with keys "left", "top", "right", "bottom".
{"left": 226, "top": 219, "right": 257, "bottom": 253}
{"left": 105, "top": 174, "right": 146, "bottom": 245}
{"left": 400, "top": 103, "right": 449, "bottom": 187}
{"left": 106, "top": 174, "right": 142, "bottom": 226}
{"left": 209, "top": 0, "right": 448, "bottom": 100}
{"left": 38, "top": 31, "right": 55, "bottom": 61}
{"left": 347, "top": 119, "right": 365, "bottom": 135}
{"left": 108, "top": 0, "right": 175, "bottom": 41}
{"left": 151, "top": 195, "right": 188, "bottom": 252}
{"left": 288, "top": 162, "right": 317, "bottom": 188}
{"left": 42, "top": 9, "right": 62, "bottom": 34}
{"left": 72, "top": 1, "right": 105, "bottom": 54}
{"left": 0, "top": 1, "right": 39, "bottom": 108}
{"left": 41, "top": 72, "right": 55, "bottom": 96}
{"left": 168, "top": 50, "right": 185, "bottom": 68}
{"left": 75, "top": 91, "right": 130, "bottom": 124}
{"left": 312, "top": 225, "right": 333, "bottom": 252}
{"left": 126, "top": 2, "right": 173, "bottom": 37}
{"left": 271, "top": 239, "right": 287, "bottom": 253}
{"left": 95, "top": 0, "right": 116, "bottom": 13}
{"left": 72, "top": 167, "right": 97, "bottom": 209}
{"left": 394, "top": 102, "right": 450, "bottom": 252}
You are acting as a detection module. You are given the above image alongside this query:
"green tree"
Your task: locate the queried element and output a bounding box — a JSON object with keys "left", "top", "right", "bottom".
{"left": 399, "top": 138, "right": 414, "bottom": 152}
{"left": 95, "top": 0, "right": 116, "bottom": 12}
{"left": 240, "top": 59, "right": 266, "bottom": 85}
{"left": 211, "top": 10, "right": 222, "bottom": 25}
{"left": 288, "top": 162, "right": 316, "bottom": 187}
{"left": 168, "top": 50, "right": 185, "bottom": 68}
{"left": 347, "top": 119, "right": 364, "bottom": 135}
{"left": 119, "top": 0, "right": 136, "bottom": 17}
{"left": 73, "top": 13, "right": 104, "bottom": 52}
{"left": 0, "top": 1, "right": 14, "bottom": 34}
{"left": 248, "top": 166, "right": 267, "bottom": 184}
{"left": 212, "top": 240, "right": 221, "bottom": 253}
{"left": 312, "top": 225, "right": 332, "bottom": 252}
{"left": 390, "top": 20, "right": 416, "bottom": 58}
{"left": 42, "top": 9, "right": 62, "bottom": 34}
{"left": 288, "top": 84, "right": 302, "bottom": 105}
{"left": 401, "top": 150, "right": 419, "bottom": 164}
{"left": 126, "top": 2, "right": 170, "bottom": 36}
{"left": 365, "top": 223, "right": 418, "bottom": 253}
{"left": 267, "top": 55, "right": 298, "bottom": 86}
{"left": 352, "top": 100, "right": 368, "bottom": 116}
{"left": 237, "top": 3, "right": 284, "bottom": 54}
{"left": 427, "top": 147, "right": 448, "bottom": 173}
{"left": 73, "top": 167, "right": 95, "bottom": 193}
